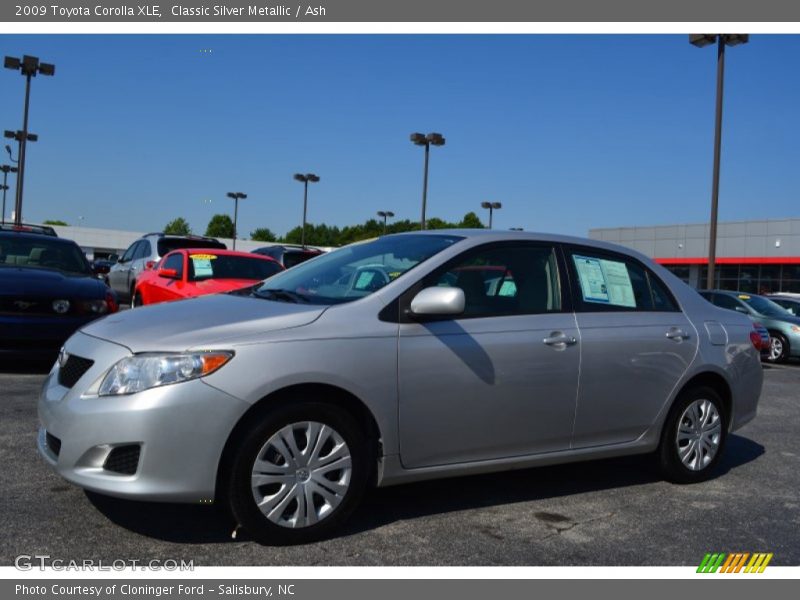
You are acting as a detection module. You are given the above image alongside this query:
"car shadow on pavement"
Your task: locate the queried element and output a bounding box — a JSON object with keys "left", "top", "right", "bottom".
{"left": 83, "top": 433, "right": 764, "bottom": 545}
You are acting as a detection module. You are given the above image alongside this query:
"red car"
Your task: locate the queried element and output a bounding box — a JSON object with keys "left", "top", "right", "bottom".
{"left": 132, "top": 248, "right": 284, "bottom": 306}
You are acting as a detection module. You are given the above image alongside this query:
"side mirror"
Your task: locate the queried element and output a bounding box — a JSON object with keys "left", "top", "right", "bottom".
{"left": 409, "top": 286, "right": 465, "bottom": 317}
{"left": 158, "top": 267, "right": 179, "bottom": 279}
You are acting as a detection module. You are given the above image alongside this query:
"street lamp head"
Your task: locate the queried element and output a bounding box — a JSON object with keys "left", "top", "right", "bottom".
{"left": 386, "top": 211, "right": 395, "bottom": 217}
{"left": 481, "top": 201, "right": 492, "bottom": 209}
{"left": 293, "top": 173, "right": 307, "bottom": 182}
{"left": 21, "top": 55, "right": 40, "bottom": 76}
{"left": 38, "top": 62, "right": 55, "bottom": 76}
{"left": 427, "top": 132, "right": 445, "bottom": 146}
{"left": 491, "top": 202, "right": 502, "bottom": 209}
{"left": 306, "top": 174, "right": 320, "bottom": 183}
{"left": 724, "top": 34, "right": 750, "bottom": 46}
{"left": 410, "top": 132, "right": 427, "bottom": 145}
{"left": 239, "top": 193, "right": 247, "bottom": 199}
{"left": 26, "top": 133, "right": 38, "bottom": 142}
{"left": 226, "top": 192, "right": 237, "bottom": 199}
{"left": 4, "top": 56, "right": 21, "bottom": 70}
{"left": 3, "top": 131, "right": 15, "bottom": 140}
{"left": 689, "top": 34, "right": 717, "bottom": 48}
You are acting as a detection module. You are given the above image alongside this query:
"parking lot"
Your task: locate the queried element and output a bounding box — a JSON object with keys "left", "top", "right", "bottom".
{"left": 0, "top": 359, "right": 797, "bottom": 566}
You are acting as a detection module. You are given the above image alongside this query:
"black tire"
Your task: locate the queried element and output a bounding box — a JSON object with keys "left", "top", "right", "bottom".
{"left": 766, "top": 332, "right": 789, "bottom": 364}
{"left": 131, "top": 291, "right": 143, "bottom": 308}
{"left": 658, "top": 386, "right": 727, "bottom": 484}
{"left": 226, "top": 402, "right": 370, "bottom": 545}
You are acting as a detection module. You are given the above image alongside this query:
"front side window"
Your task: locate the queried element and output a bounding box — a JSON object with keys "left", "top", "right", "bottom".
{"left": 253, "top": 234, "right": 463, "bottom": 305}
{"left": 568, "top": 249, "right": 678, "bottom": 312}
{"left": 120, "top": 242, "right": 139, "bottom": 262}
{"left": 423, "top": 244, "right": 562, "bottom": 318}
{"left": 161, "top": 252, "right": 184, "bottom": 278}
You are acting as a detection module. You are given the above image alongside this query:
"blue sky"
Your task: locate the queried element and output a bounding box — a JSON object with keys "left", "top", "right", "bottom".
{"left": 1, "top": 34, "right": 799, "bottom": 238}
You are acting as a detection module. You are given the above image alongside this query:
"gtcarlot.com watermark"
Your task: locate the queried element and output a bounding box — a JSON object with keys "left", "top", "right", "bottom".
{"left": 15, "top": 554, "right": 194, "bottom": 571}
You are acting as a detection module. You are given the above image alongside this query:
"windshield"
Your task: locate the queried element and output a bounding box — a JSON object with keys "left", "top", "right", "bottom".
{"left": 0, "top": 238, "right": 91, "bottom": 275}
{"left": 253, "top": 234, "right": 463, "bottom": 304}
{"left": 188, "top": 254, "right": 283, "bottom": 281}
{"left": 740, "top": 294, "right": 793, "bottom": 318}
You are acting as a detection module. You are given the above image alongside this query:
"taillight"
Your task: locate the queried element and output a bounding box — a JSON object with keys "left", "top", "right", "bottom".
{"left": 106, "top": 291, "right": 119, "bottom": 313}
{"left": 749, "top": 329, "right": 761, "bottom": 350}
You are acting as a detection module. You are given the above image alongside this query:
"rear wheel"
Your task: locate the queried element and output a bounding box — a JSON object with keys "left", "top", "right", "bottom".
{"left": 226, "top": 402, "right": 369, "bottom": 545}
{"left": 658, "top": 386, "right": 727, "bottom": 484}
{"left": 766, "top": 332, "right": 789, "bottom": 363}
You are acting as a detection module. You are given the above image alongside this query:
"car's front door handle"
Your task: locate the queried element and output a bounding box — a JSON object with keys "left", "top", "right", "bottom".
{"left": 666, "top": 328, "right": 690, "bottom": 341}
{"left": 543, "top": 332, "right": 578, "bottom": 348}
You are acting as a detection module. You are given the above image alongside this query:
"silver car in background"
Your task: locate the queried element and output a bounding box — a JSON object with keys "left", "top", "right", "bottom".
{"left": 38, "top": 231, "right": 763, "bottom": 544}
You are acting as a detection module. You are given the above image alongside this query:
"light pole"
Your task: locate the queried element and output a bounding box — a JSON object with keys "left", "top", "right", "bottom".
{"left": 4, "top": 55, "right": 55, "bottom": 226}
{"left": 480, "top": 201, "right": 502, "bottom": 229}
{"left": 1, "top": 164, "right": 18, "bottom": 225}
{"left": 410, "top": 132, "right": 445, "bottom": 230}
{"left": 226, "top": 192, "right": 247, "bottom": 250}
{"left": 377, "top": 210, "right": 395, "bottom": 234}
{"left": 293, "top": 173, "right": 320, "bottom": 248}
{"left": 689, "top": 34, "right": 749, "bottom": 290}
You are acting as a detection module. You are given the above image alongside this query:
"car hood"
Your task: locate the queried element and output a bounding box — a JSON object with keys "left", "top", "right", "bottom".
{"left": 79, "top": 293, "right": 327, "bottom": 352}
{"left": 0, "top": 266, "right": 104, "bottom": 298}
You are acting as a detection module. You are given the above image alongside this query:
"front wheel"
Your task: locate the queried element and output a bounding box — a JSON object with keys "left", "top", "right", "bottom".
{"left": 226, "top": 402, "right": 370, "bottom": 545}
{"left": 658, "top": 386, "right": 727, "bottom": 484}
{"left": 766, "top": 332, "right": 789, "bottom": 363}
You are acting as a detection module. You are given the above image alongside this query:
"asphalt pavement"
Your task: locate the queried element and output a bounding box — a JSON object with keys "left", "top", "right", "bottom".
{"left": 1, "top": 360, "right": 798, "bottom": 566}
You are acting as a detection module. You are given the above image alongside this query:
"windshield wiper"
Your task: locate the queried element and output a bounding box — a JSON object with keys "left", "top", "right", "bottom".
{"left": 252, "top": 288, "right": 308, "bottom": 304}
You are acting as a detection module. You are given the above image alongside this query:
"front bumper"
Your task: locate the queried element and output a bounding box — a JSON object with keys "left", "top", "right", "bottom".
{"left": 37, "top": 332, "right": 250, "bottom": 502}
{"left": 0, "top": 314, "right": 98, "bottom": 357}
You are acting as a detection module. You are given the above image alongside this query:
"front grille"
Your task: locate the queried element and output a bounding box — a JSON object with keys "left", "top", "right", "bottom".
{"left": 58, "top": 355, "right": 94, "bottom": 388}
{"left": 45, "top": 431, "right": 61, "bottom": 456}
{"left": 103, "top": 445, "right": 141, "bottom": 475}
{"left": 0, "top": 296, "right": 76, "bottom": 316}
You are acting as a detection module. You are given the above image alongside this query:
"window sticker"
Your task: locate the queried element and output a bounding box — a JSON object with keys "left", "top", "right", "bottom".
{"left": 573, "top": 255, "right": 636, "bottom": 308}
{"left": 191, "top": 256, "right": 216, "bottom": 278}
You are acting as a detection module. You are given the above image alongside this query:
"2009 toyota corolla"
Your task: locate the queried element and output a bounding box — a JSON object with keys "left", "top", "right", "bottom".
{"left": 38, "top": 231, "right": 763, "bottom": 544}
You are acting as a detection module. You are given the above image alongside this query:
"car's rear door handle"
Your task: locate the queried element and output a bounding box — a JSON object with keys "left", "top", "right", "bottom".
{"left": 666, "top": 328, "right": 690, "bottom": 341}
{"left": 543, "top": 332, "right": 578, "bottom": 348}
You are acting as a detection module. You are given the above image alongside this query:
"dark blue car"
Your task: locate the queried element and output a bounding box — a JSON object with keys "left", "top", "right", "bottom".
{"left": 0, "top": 231, "right": 118, "bottom": 358}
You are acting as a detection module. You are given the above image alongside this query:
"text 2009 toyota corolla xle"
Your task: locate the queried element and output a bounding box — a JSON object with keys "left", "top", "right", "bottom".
{"left": 38, "top": 231, "right": 762, "bottom": 544}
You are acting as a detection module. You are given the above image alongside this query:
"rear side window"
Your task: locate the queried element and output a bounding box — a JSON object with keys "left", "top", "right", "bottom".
{"left": 134, "top": 240, "right": 152, "bottom": 260}
{"left": 567, "top": 248, "right": 678, "bottom": 312}
{"left": 712, "top": 294, "right": 745, "bottom": 312}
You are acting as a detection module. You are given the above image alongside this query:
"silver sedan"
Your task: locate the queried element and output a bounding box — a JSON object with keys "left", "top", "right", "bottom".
{"left": 38, "top": 230, "right": 762, "bottom": 544}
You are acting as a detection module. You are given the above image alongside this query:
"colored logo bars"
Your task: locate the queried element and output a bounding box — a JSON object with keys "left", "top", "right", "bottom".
{"left": 697, "top": 552, "right": 773, "bottom": 573}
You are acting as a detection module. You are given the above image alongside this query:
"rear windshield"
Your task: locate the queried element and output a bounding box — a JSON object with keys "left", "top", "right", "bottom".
{"left": 0, "top": 237, "right": 91, "bottom": 275}
{"left": 158, "top": 238, "right": 226, "bottom": 256}
{"left": 283, "top": 250, "right": 322, "bottom": 269}
{"left": 188, "top": 254, "right": 283, "bottom": 281}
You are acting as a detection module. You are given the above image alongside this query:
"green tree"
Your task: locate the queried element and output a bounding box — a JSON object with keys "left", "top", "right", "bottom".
{"left": 42, "top": 219, "right": 68, "bottom": 226}
{"left": 205, "top": 214, "right": 235, "bottom": 238}
{"left": 459, "top": 211, "right": 484, "bottom": 229}
{"left": 163, "top": 217, "right": 191, "bottom": 235}
{"left": 250, "top": 227, "right": 277, "bottom": 242}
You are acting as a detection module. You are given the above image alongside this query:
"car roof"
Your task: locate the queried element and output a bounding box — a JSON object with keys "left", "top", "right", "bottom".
{"left": 0, "top": 230, "right": 77, "bottom": 246}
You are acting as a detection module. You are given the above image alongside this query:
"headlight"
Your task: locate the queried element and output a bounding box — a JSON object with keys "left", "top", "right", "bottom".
{"left": 98, "top": 352, "right": 233, "bottom": 396}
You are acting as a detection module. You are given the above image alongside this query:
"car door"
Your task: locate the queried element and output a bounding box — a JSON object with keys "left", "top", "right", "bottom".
{"left": 108, "top": 241, "right": 140, "bottom": 297}
{"left": 126, "top": 239, "right": 152, "bottom": 294}
{"left": 397, "top": 242, "right": 580, "bottom": 469}
{"left": 565, "top": 246, "right": 698, "bottom": 448}
{"left": 152, "top": 252, "right": 187, "bottom": 303}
